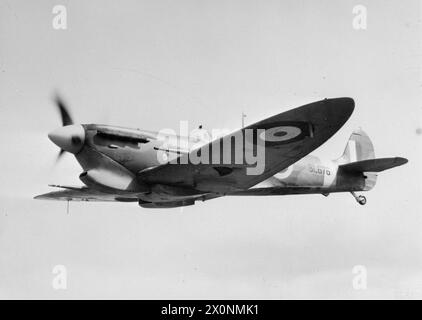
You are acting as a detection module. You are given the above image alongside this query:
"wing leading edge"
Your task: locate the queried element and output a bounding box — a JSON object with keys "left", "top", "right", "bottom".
{"left": 34, "top": 186, "right": 137, "bottom": 202}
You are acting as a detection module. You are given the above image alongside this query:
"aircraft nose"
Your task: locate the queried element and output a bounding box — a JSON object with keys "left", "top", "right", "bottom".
{"left": 48, "top": 124, "right": 85, "bottom": 154}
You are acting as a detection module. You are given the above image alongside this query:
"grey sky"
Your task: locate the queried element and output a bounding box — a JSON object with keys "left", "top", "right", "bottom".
{"left": 0, "top": 0, "right": 421, "bottom": 299}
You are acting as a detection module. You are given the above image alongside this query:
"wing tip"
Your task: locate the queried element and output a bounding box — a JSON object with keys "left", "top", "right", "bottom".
{"left": 326, "top": 97, "right": 355, "bottom": 117}
{"left": 34, "top": 194, "right": 47, "bottom": 200}
{"left": 394, "top": 157, "right": 409, "bottom": 167}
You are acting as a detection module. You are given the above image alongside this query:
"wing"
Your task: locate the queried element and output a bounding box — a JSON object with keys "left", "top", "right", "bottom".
{"left": 34, "top": 186, "right": 137, "bottom": 202}
{"left": 138, "top": 98, "right": 354, "bottom": 193}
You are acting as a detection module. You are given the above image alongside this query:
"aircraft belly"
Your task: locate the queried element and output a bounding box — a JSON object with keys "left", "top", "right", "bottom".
{"left": 138, "top": 184, "right": 208, "bottom": 202}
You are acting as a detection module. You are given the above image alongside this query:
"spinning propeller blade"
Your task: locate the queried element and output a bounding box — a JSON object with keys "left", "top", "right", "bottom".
{"left": 54, "top": 94, "right": 74, "bottom": 126}
{"left": 53, "top": 93, "right": 75, "bottom": 161}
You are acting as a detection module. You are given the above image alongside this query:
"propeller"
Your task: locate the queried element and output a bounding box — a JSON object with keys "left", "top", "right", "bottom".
{"left": 52, "top": 93, "right": 75, "bottom": 161}
{"left": 57, "top": 148, "right": 65, "bottom": 160}
{"left": 54, "top": 94, "right": 74, "bottom": 126}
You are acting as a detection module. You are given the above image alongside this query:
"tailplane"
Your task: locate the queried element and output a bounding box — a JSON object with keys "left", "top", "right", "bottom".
{"left": 340, "top": 157, "right": 408, "bottom": 173}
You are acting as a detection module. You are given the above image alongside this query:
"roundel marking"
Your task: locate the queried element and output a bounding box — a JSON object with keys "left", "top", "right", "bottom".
{"left": 259, "top": 126, "right": 302, "bottom": 143}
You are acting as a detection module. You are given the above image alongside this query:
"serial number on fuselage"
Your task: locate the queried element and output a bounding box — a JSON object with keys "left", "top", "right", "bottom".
{"left": 308, "top": 165, "right": 332, "bottom": 176}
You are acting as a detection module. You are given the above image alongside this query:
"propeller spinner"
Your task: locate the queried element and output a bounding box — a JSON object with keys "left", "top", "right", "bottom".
{"left": 48, "top": 124, "right": 85, "bottom": 154}
{"left": 50, "top": 94, "right": 85, "bottom": 158}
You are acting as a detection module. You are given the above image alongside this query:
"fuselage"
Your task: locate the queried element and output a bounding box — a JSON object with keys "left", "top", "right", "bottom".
{"left": 70, "top": 124, "right": 375, "bottom": 202}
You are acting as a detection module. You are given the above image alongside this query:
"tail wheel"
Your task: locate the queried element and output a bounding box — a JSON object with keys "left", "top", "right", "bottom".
{"left": 351, "top": 192, "right": 367, "bottom": 206}
{"left": 358, "top": 196, "right": 367, "bottom": 206}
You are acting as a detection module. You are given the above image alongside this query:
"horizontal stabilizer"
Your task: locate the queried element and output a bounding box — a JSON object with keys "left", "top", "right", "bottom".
{"left": 339, "top": 157, "right": 408, "bottom": 173}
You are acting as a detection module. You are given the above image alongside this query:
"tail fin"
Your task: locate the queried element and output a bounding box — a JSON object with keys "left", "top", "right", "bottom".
{"left": 340, "top": 129, "right": 375, "bottom": 164}
{"left": 338, "top": 129, "right": 377, "bottom": 190}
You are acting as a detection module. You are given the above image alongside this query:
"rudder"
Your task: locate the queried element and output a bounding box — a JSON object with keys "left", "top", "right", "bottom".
{"left": 340, "top": 129, "right": 375, "bottom": 164}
